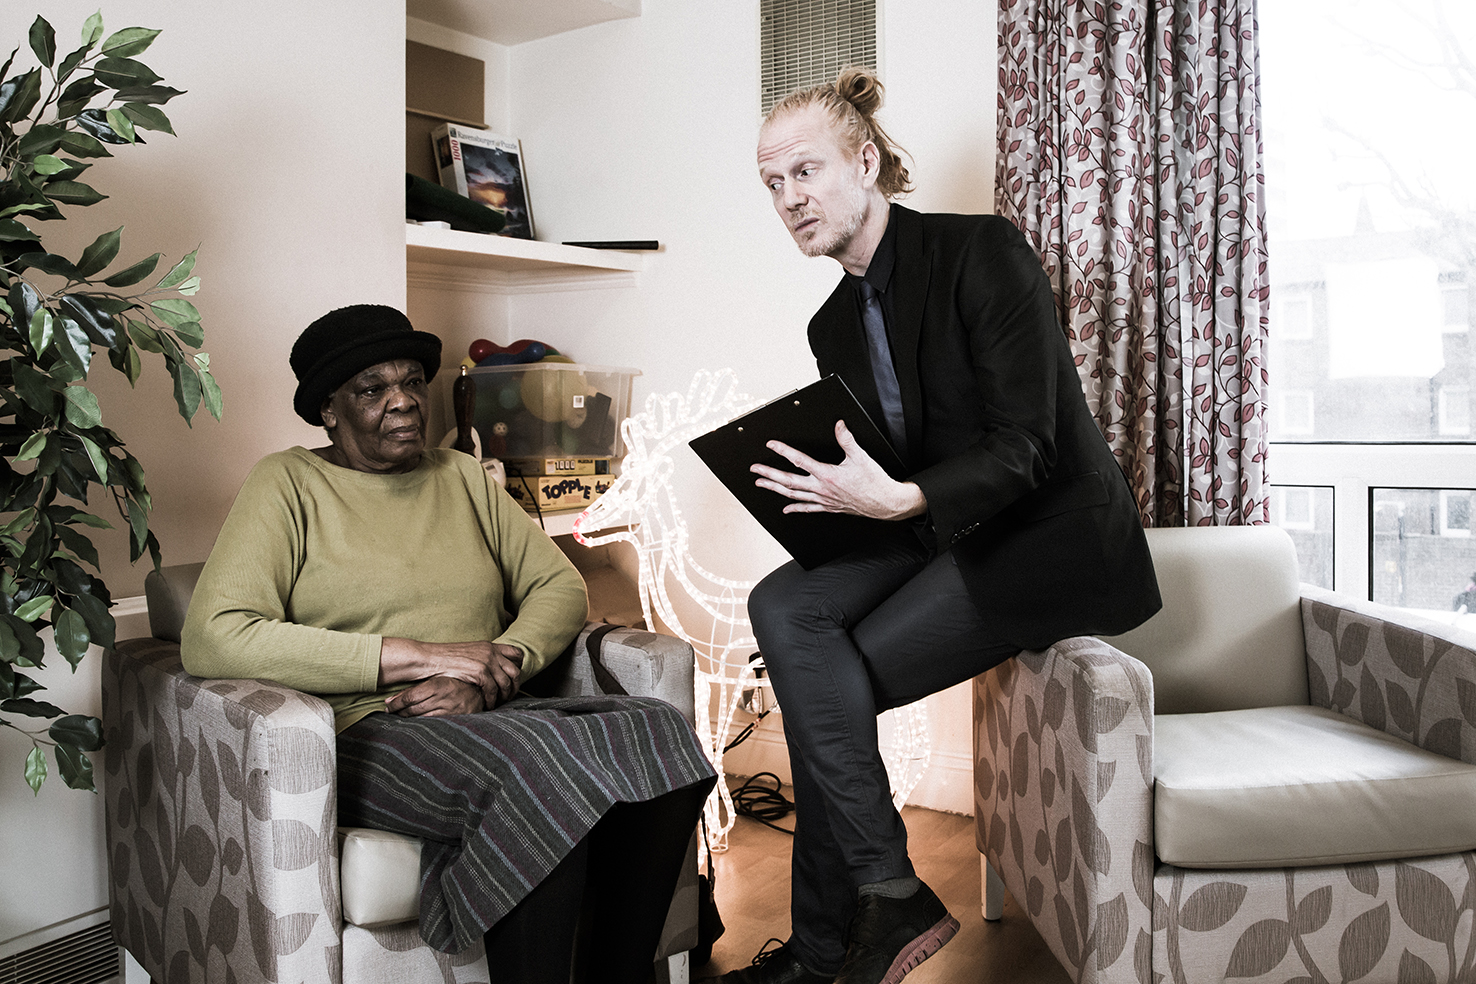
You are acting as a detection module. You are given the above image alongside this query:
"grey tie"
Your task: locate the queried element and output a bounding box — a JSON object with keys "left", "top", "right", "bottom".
{"left": 860, "top": 281, "right": 907, "bottom": 455}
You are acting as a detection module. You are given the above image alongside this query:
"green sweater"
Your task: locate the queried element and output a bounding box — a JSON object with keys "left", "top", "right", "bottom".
{"left": 180, "top": 447, "right": 589, "bottom": 732}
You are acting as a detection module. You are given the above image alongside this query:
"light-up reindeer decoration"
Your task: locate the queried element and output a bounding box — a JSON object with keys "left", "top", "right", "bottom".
{"left": 573, "top": 369, "right": 932, "bottom": 850}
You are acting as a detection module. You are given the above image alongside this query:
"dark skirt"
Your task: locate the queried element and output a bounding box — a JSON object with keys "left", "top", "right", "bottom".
{"left": 336, "top": 694, "right": 716, "bottom": 953}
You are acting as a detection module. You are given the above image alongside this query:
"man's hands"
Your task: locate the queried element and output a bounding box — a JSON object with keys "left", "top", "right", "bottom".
{"left": 750, "top": 420, "right": 927, "bottom": 521}
{"left": 379, "top": 639, "right": 525, "bottom": 717}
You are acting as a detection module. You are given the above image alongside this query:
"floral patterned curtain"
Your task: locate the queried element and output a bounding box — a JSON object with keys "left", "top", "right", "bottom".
{"left": 997, "top": 0, "right": 1270, "bottom": 527}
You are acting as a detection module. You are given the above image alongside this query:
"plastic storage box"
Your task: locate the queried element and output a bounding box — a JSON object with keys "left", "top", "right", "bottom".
{"left": 468, "top": 363, "right": 639, "bottom": 460}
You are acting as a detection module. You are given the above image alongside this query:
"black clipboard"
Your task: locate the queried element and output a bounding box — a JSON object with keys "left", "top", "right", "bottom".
{"left": 688, "top": 375, "right": 906, "bottom": 570}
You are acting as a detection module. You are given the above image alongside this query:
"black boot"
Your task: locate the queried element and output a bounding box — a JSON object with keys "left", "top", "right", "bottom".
{"left": 833, "top": 882, "right": 958, "bottom": 984}
{"left": 701, "top": 939, "right": 834, "bottom": 984}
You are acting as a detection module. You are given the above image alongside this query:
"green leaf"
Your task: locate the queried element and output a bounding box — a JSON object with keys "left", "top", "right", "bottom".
{"left": 74, "top": 109, "right": 132, "bottom": 145}
{"left": 0, "top": 622, "right": 19, "bottom": 663}
{"left": 76, "top": 434, "right": 108, "bottom": 484}
{"left": 49, "top": 714, "right": 102, "bottom": 751}
{"left": 104, "top": 107, "right": 136, "bottom": 144}
{"left": 68, "top": 591, "right": 113, "bottom": 649}
{"left": 175, "top": 276, "right": 201, "bottom": 296}
{"left": 3, "top": 697, "right": 64, "bottom": 718}
{"left": 46, "top": 506, "right": 111, "bottom": 530}
{"left": 52, "top": 610, "right": 90, "bottom": 664}
{"left": 59, "top": 295, "right": 118, "bottom": 348}
{"left": 174, "top": 322, "right": 204, "bottom": 348}
{"left": 92, "top": 57, "right": 161, "bottom": 88}
{"left": 55, "top": 77, "right": 105, "bottom": 120}
{"left": 122, "top": 345, "right": 142, "bottom": 385}
{"left": 14, "top": 596, "right": 53, "bottom": 623}
{"left": 17, "top": 123, "right": 66, "bottom": 157}
{"left": 55, "top": 525, "right": 101, "bottom": 569}
{"left": 56, "top": 131, "right": 110, "bottom": 160}
{"left": 14, "top": 251, "right": 79, "bottom": 278}
{"left": 55, "top": 315, "right": 94, "bottom": 374}
{"left": 149, "top": 298, "right": 200, "bottom": 328}
{"left": 101, "top": 27, "right": 161, "bottom": 58}
{"left": 11, "top": 361, "right": 60, "bottom": 415}
{"left": 14, "top": 433, "right": 46, "bottom": 462}
{"left": 81, "top": 11, "right": 104, "bottom": 48}
{"left": 0, "top": 509, "right": 36, "bottom": 538}
{"left": 62, "top": 387, "right": 103, "bottom": 429}
{"left": 126, "top": 319, "right": 164, "bottom": 353}
{"left": 0, "top": 68, "right": 42, "bottom": 124}
{"left": 74, "top": 227, "right": 123, "bottom": 278}
{"left": 43, "top": 180, "right": 107, "bottom": 205}
{"left": 53, "top": 742, "right": 95, "bottom": 791}
{"left": 112, "top": 84, "right": 184, "bottom": 105}
{"left": 172, "top": 362, "right": 202, "bottom": 423}
{"left": 28, "top": 16, "right": 56, "bottom": 67}
{"left": 28, "top": 306, "right": 53, "bottom": 355}
{"left": 156, "top": 248, "right": 197, "bottom": 290}
{"left": 120, "top": 102, "right": 173, "bottom": 135}
{"left": 103, "top": 253, "right": 160, "bottom": 288}
{"left": 24, "top": 745, "right": 45, "bottom": 794}
{"left": 31, "top": 154, "right": 67, "bottom": 176}
{"left": 55, "top": 43, "right": 91, "bottom": 83}
{"left": 0, "top": 218, "right": 39, "bottom": 242}
{"left": 200, "top": 367, "right": 224, "bottom": 421}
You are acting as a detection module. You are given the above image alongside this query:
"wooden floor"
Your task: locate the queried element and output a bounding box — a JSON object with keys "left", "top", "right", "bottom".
{"left": 698, "top": 799, "right": 1073, "bottom": 984}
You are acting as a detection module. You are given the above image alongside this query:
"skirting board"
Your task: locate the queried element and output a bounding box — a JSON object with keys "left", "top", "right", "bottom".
{"left": 718, "top": 716, "right": 978, "bottom": 818}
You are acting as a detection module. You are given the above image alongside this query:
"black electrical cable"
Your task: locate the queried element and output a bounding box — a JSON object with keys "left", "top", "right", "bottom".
{"left": 731, "top": 771, "right": 794, "bottom": 835}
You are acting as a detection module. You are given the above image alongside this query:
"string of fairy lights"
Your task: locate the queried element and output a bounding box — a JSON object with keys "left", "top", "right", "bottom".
{"left": 573, "top": 369, "right": 932, "bottom": 852}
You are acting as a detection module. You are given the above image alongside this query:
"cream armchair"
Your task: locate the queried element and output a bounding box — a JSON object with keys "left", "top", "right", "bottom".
{"left": 103, "top": 563, "right": 701, "bottom": 984}
{"left": 974, "top": 526, "right": 1476, "bottom": 984}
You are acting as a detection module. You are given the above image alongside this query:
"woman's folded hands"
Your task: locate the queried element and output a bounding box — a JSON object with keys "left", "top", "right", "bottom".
{"left": 379, "top": 638, "right": 525, "bottom": 716}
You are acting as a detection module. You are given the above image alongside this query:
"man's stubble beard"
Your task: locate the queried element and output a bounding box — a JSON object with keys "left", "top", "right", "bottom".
{"left": 795, "top": 181, "right": 870, "bottom": 260}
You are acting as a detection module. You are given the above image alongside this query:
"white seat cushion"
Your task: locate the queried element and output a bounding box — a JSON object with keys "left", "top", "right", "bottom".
{"left": 339, "top": 827, "right": 423, "bottom": 928}
{"left": 1154, "top": 705, "right": 1476, "bottom": 867}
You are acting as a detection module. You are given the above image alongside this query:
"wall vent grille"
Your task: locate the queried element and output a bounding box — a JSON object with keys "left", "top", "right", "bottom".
{"left": 0, "top": 921, "right": 116, "bottom": 984}
{"left": 759, "top": 0, "right": 878, "bottom": 115}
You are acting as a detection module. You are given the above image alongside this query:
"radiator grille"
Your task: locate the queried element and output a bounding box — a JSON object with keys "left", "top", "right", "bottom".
{"left": 759, "top": 0, "right": 878, "bottom": 115}
{"left": 0, "top": 921, "right": 116, "bottom": 984}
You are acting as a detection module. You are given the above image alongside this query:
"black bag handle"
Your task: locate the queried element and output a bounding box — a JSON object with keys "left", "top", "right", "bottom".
{"left": 584, "top": 622, "right": 628, "bottom": 696}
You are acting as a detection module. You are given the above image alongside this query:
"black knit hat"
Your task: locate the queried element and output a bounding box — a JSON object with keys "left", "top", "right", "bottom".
{"left": 290, "top": 305, "right": 443, "bottom": 425}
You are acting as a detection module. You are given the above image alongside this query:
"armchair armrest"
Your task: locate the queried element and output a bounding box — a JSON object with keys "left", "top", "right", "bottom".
{"left": 524, "top": 622, "right": 698, "bottom": 722}
{"left": 974, "top": 637, "right": 1155, "bottom": 984}
{"left": 1301, "top": 585, "right": 1476, "bottom": 764}
{"left": 102, "top": 637, "right": 343, "bottom": 984}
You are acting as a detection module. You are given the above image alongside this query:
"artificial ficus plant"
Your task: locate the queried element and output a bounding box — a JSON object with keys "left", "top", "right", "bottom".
{"left": 0, "top": 11, "right": 221, "bottom": 793}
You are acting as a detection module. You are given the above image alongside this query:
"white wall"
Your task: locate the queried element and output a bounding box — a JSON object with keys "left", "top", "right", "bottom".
{"left": 0, "top": 0, "right": 404, "bottom": 953}
{"left": 405, "top": 0, "right": 996, "bottom": 812}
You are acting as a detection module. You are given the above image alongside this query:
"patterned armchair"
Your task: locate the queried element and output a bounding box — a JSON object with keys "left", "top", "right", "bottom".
{"left": 103, "top": 563, "right": 702, "bottom": 984}
{"left": 974, "top": 525, "right": 1476, "bottom": 984}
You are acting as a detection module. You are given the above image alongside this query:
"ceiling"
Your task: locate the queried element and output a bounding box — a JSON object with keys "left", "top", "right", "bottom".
{"left": 405, "top": 0, "right": 641, "bottom": 46}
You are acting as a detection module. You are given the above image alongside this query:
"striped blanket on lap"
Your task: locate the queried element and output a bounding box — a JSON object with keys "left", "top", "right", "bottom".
{"left": 336, "top": 694, "right": 716, "bottom": 953}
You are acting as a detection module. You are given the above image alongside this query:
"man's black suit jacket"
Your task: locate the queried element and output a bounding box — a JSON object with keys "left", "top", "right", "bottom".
{"left": 807, "top": 204, "right": 1161, "bottom": 649}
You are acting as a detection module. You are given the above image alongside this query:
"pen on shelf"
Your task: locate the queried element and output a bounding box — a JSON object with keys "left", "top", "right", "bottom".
{"left": 561, "top": 240, "right": 662, "bottom": 251}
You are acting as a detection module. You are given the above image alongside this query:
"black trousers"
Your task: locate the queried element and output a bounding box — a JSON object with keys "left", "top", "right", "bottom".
{"left": 482, "top": 781, "right": 712, "bottom": 984}
{"left": 749, "top": 528, "right": 1020, "bottom": 974}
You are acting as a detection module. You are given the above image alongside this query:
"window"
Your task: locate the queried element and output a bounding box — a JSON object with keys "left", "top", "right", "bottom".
{"left": 1372, "top": 488, "right": 1476, "bottom": 611}
{"left": 1264, "top": 1, "right": 1476, "bottom": 618}
{"left": 1276, "top": 390, "right": 1314, "bottom": 436}
{"left": 1271, "top": 486, "right": 1334, "bottom": 589}
{"left": 1277, "top": 295, "right": 1314, "bottom": 340}
{"left": 1439, "top": 386, "right": 1470, "bottom": 436}
{"left": 1261, "top": 0, "right": 1476, "bottom": 444}
{"left": 1445, "top": 284, "right": 1469, "bottom": 332}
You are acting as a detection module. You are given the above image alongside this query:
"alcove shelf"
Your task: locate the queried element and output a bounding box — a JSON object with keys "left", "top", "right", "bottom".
{"left": 406, "top": 223, "right": 644, "bottom": 289}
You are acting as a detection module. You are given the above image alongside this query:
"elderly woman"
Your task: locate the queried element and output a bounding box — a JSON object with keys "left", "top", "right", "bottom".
{"left": 181, "top": 305, "right": 715, "bottom": 984}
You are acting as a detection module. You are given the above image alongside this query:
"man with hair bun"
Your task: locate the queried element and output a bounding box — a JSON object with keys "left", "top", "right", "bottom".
{"left": 716, "top": 69, "right": 1161, "bottom": 984}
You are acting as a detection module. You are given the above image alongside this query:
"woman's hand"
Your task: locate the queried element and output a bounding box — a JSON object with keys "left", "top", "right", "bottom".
{"left": 380, "top": 639, "right": 524, "bottom": 710}
{"left": 386, "top": 676, "right": 484, "bottom": 717}
{"left": 751, "top": 420, "right": 927, "bottom": 520}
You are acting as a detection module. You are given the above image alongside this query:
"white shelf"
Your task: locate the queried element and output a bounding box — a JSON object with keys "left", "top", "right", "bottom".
{"left": 530, "top": 510, "right": 582, "bottom": 538}
{"left": 406, "top": 223, "right": 644, "bottom": 274}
